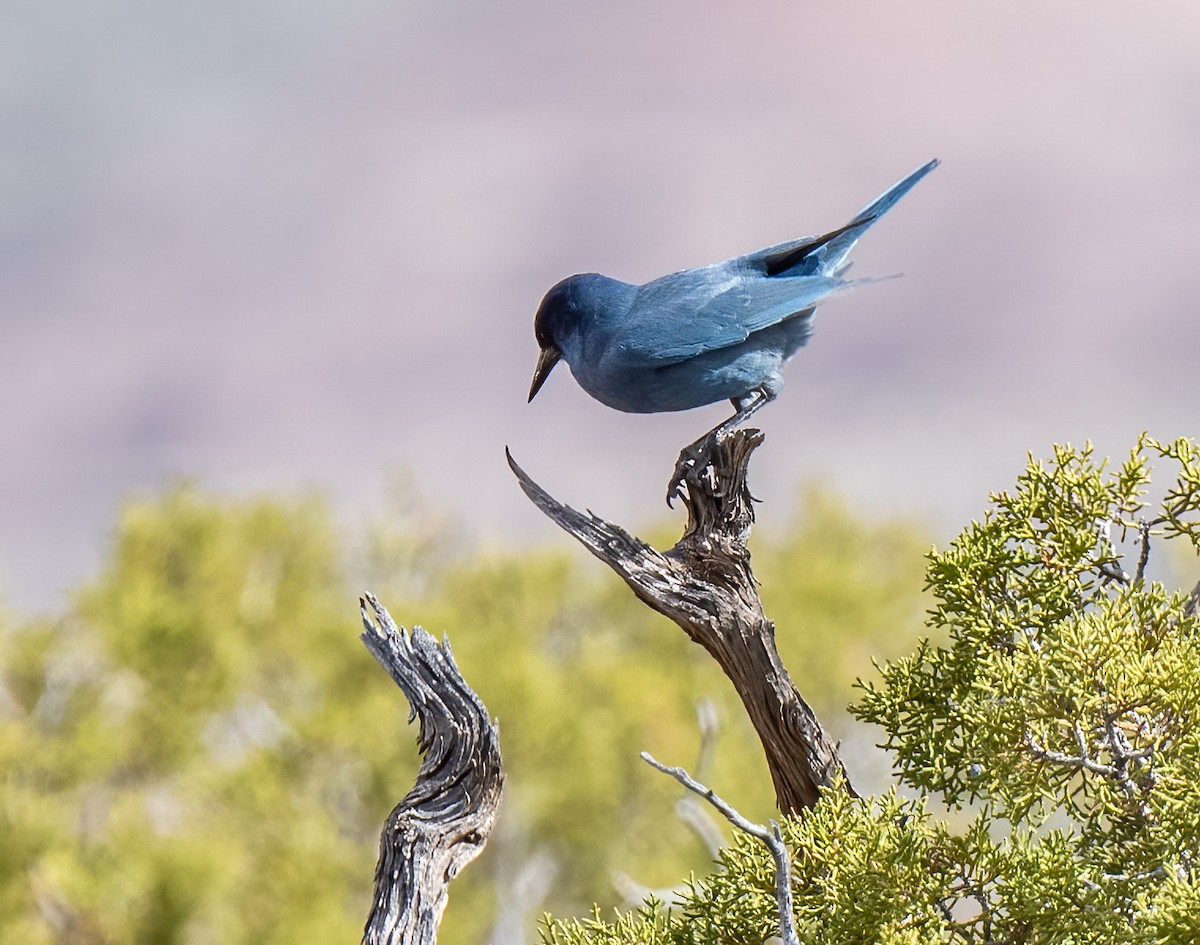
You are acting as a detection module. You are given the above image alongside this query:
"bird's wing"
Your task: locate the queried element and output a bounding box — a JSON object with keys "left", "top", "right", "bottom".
{"left": 749, "top": 159, "right": 941, "bottom": 278}
{"left": 738, "top": 228, "right": 856, "bottom": 278}
{"left": 622, "top": 265, "right": 865, "bottom": 366}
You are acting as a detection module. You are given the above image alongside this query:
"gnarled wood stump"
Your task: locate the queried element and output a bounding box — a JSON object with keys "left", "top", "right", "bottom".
{"left": 507, "top": 430, "right": 853, "bottom": 813}
{"left": 359, "top": 594, "right": 504, "bottom": 945}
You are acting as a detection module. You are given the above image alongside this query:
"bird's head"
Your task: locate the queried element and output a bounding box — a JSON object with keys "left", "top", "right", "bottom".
{"left": 528, "top": 278, "right": 575, "bottom": 402}
{"left": 528, "top": 273, "right": 629, "bottom": 402}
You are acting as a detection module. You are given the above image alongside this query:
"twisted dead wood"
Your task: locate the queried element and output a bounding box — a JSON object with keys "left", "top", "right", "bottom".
{"left": 507, "top": 431, "right": 853, "bottom": 813}
{"left": 359, "top": 594, "right": 504, "bottom": 945}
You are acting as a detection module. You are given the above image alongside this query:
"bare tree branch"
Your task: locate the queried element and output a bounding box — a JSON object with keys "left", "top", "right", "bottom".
{"left": 641, "top": 752, "right": 799, "bottom": 945}
{"left": 615, "top": 700, "right": 727, "bottom": 906}
{"left": 489, "top": 849, "right": 559, "bottom": 945}
{"left": 508, "top": 432, "right": 852, "bottom": 812}
{"left": 1184, "top": 578, "right": 1200, "bottom": 619}
{"left": 359, "top": 594, "right": 504, "bottom": 945}
{"left": 1134, "top": 520, "right": 1152, "bottom": 584}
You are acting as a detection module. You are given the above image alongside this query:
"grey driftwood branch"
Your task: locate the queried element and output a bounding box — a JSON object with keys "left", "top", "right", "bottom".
{"left": 359, "top": 593, "right": 504, "bottom": 945}
{"left": 641, "top": 752, "right": 800, "bottom": 945}
{"left": 506, "top": 430, "right": 853, "bottom": 813}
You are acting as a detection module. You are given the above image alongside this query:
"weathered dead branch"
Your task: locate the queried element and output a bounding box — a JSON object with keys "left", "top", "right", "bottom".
{"left": 507, "top": 431, "right": 852, "bottom": 813}
{"left": 359, "top": 594, "right": 504, "bottom": 945}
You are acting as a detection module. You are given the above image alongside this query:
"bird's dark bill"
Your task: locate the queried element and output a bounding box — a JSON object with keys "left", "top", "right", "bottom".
{"left": 528, "top": 346, "right": 562, "bottom": 402}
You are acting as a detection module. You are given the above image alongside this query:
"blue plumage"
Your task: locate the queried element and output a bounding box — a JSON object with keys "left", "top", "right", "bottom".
{"left": 527, "top": 159, "right": 938, "bottom": 499}
{"left": 530, "top": 160, "right": 937, "bottom": 419}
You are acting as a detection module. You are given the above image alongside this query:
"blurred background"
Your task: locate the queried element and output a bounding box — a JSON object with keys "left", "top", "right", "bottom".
{"left": 4, "top": 0, "right": 1198, "bottom": 611}
{"left": 3, "top": 1, "right": 1199, "bottom": 943}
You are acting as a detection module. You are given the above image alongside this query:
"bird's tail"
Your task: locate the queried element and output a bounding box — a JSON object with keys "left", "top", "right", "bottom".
{"left": 848, "top": 159, "right": 940, "bottom": 229}
{"left": 764, "top": 158, "right": 939, "bottom": 277}
{"left": 823, "top": 158, "right": 939, "bottom": 271}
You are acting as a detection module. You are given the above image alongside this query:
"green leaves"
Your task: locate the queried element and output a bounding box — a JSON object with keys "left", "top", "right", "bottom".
{"left": 855, "top": 438, "right": 1200, "bottom": 826}
{"left": 1153, "top": 436, "right": 1200, "bottom": 552}
{"left": 849, "top": 435, "right": 1200, "bottom": 938}
{"left": 0, "top": 480, "right": 930, "bottom": 944}
{"left": 9, "top": 435, "right": 1198, "bottom": 944}
{"left": 552, "top": 435, "right": 1200, "bottom": 945}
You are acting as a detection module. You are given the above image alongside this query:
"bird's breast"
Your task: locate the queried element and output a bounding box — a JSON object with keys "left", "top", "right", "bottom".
{"left": 566, "top": 338, "right": 785, "bottom": 414}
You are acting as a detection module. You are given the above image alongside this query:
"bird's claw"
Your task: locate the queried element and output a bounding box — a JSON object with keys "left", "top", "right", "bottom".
{"left": 666, "top": 435, "right": 716, "bottom": 507}
{"left": 666, "top": 465, "right": 688, "bottom": 508}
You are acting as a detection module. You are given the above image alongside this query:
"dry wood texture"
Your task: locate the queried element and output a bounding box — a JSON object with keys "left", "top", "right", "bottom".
{"left": 359, "top": 594, "right": 504, "bottom": 945}
{"left": 508, "top": 431, "right": 853, "bottom": 812}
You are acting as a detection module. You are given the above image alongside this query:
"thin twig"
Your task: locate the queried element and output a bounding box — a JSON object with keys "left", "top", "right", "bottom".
{"left": 1184, "top": 579, "right": 1200, "bottom": 620}
{"left": 1025, "top": 729, "right": 1117, "bottom": 779}
{"left": 1095, "top": 520, "right": 1130, "bottom": 585}
{"left": 641, "top": 752, "right": 800, "bottom": 945}
{"left": 1135, "top": 520, "right": 1152, "bottom": 584}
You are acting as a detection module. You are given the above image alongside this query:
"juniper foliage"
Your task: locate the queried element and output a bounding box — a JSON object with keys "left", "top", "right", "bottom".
{"left": 543, "top": 435, "right": 1200, "bottom": 945}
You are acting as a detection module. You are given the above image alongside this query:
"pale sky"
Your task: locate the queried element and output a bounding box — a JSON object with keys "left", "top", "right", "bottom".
{"left": 3, "top": 0, "right": 1199, "bottom": 610}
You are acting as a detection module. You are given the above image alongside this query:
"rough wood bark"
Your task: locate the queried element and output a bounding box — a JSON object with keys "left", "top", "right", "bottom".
{"left": 507, "top": 431, "right": 853, "bottom": 813}
{"left": 359, "top": 593, "right": 504, "bottom": 945}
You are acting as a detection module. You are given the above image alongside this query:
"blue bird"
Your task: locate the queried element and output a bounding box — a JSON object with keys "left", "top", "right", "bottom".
{"left": 527, "top": 159, "right": 938, "bottom": 501}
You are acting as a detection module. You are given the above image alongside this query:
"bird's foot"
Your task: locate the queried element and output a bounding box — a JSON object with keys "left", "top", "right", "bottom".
{"left": 667, "top": 432, "right": 720, "bottom": 507}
